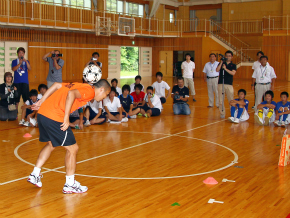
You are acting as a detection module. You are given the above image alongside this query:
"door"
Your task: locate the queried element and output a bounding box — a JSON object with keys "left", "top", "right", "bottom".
{"left": 139, "top": 47, "right": 152, "bottom": 77}
{"left": 108, "top": 46, "right": 121, "bottom": 79}
{"left": 159, "top": 51, "right": 173, "bottom": 76}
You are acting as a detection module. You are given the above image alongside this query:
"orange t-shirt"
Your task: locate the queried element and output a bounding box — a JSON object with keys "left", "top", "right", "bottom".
{"left": 38, "top": 83, "right": 95, "bottom": 122}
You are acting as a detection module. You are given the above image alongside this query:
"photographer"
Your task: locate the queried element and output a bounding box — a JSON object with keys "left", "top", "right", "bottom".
{"left": 85, "top": 52, "right": 102, "bottom": 69}
{"left": 42, "top": 50, "right": 64, "bottom": 88}
{"left": 140, "top": 86, "right": 162, "bottom": 118}
{"left": 216, "top": 50, "right": 237, "bottom": 119}
{"left": 11, "top": 47, "right": 31, "bottom": 103}
{"left": 0, "top": 72, "right": 19, "bottom": 121}
{"left": 171, "top": 77, "right": 191, "bottom": 115}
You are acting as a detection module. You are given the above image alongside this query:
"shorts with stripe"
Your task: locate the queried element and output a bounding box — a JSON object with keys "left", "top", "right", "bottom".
{"left": 37, "top": 114, "right": 76, "bottom": 147}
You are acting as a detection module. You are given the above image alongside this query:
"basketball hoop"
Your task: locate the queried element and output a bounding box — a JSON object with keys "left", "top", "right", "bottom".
{"left": 118, "top": 17, "right": 135, "bottom": 37}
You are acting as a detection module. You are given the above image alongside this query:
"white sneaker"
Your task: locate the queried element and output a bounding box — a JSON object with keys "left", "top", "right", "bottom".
{"left": 63, "top": 180, "right": 88, "bottom": 194}
{"left": 84, "top": 120, "right": 91, "bottom": 126}
{"left": 254, "top": 114, "right": 264, "bottom": 125}
{"left": 129, "top": 115, "right": 137, "bottom": 119}
{"left": 109, "top": 121, "right": 121, "bottom": 124}
{"left": 30, "top": 118, "right": 37, "bottom": 127}
{"left": 274, "top": 120, "right": 281, "bottom": 127}
{"left": 27, "top": 174, "right": 43, "bottom": 187}
{"left": 23, "top": 121, "right": 30, "bottom": 127}
{"left": 19, "top": 119, "right": 25, "bottom": 125}
{"left": 106, "top": 119, "right": 111, "bottom": 123}
{"left": 227, "top": 117, "right": 234, "bottom": 122}
{"left": 281, "top": 121, "right": 286, "bottom": 127}
{"left": 121, "top": 117, "right": 129, "bottom": 122}
{"left": 233, "top": 118, "right": 240, "bottom": 124}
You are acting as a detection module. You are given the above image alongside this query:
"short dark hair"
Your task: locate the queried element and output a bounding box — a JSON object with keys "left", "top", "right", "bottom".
{"left": 265, "top": 90, "right": 274, "bottom": 98}
{"left": 17, "top": 47, "right": 25, "bottom": 54}
{"left": 209, "top": 53, "right": 216, "bottom": 57}
{"left": 280, "top": 91, "right": 289, "bottom": 98}
{"left": 38, "top": 84, "right": 48, "bottom": 92}
{"left": 238, "top": 89, "right": 246, "bottom": 96}
{"left": 92, "top": 52, "right": 99, "bottom": 57}
{"left": 122, "top": 84, "right": 130, "bottom": 93}
{"left": 156, "top": 72, "right": 163, "bottom": 77}
{"left": 260, "top": 55, "right": 268, "bottom": 61}
{"left": 135, "top": 75, "right": 142, "bottom": 81}
{"left": 177, "top": 76, "right": 184, "bottom": 81}
{"left": 110, "top": 86, "right": 116, "bottom": 94}
{"left": 225, "top": 50, "right": 233, "bottom": 56}
{"left": 135, "top": 84, "right": 143, "bottom": 91}
{"left": 185, "top": 53, "right": 191, "bottom": 58}
{"left": 146, "top": 86, "right": 153, "bottom": 91}
{"left": 29, "top": 89, "right": 38, "bottom": 97}
{"left": 111, "top": 78, "right": 118, "bottom": 84}
{"left": 93, "top": 79, "right": 111, "bottom": 91}
{"left": 257, "top": 51, "right": 264, "bottom": 56}
{"left": 54, "top": 50, "right": 60, "bottom": 53}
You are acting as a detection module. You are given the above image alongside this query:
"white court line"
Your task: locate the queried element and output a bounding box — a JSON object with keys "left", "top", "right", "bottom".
{"left": 28, "top": 46, "right": 108, "bottom": 49}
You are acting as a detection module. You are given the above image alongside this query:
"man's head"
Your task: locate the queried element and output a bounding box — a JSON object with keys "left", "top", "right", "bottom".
{"left": 185, "top": 53, "right": 191, "bottom": 61}
{"left": 17, "top": 47, "right": 25, "bottom": 59}
{"left": 111, "top": 78, "right": 118, "bottom": 88}
{"left": 260, "top": 55, "right": 268, "bottom": 66}
{"left": 52, "top": 50, "right": 61, "bottom": 60}
{"left": 146, "top": 86, "right": 154, "bottom": 96}
{"left": 257, "top": 51, "right": 264, "bottom": 60}
{"left": 225, "top": 50, "right": 233, "bottom": 62}
{"left": 92, "top": 52, "right": 99, "bottom": 60}
{"left": 209, "top": 53, "right": 216, "bottom": 62}
{"left": 265, "top": 90, "right": 274, "bottom": 102}
{"left": 93, "top": 79, "right": 111, "bottom": 101}
{"left": 135, "top": 75, "right": 142, "bottom": 84}
{"left": 4, "top": 72, "right": 13, "bottom": 83}
{"left": 238, "top": 89, "right": 246, "bottom": 100}
{"left": 280, "top": 91, "right": 289, "bottom": 102}
{"left": 135, "top": 84, "right": 143, "bottom": 95}
{"left": 38, "top": 84, "right": 48, "bottom": 96}
{"left": 156, "top": 72, "right": 163, "bottom": 82}
{"left": 122, "top": 84, "right": 130, "bottom": 96}
{"left": 177, "top": 77, "right": 184, "bottom": 88}
{"left": 29, "top": 89, "right": 38, "bottom": 102}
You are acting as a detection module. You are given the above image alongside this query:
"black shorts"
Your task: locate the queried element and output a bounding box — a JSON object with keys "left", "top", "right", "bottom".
{"left": 141, "top": 105, "right": 161, "bottom": 116}
{"left": 69, "top": 116, "right": 87, "bottom": 124}
{"left": 37, "top": 114, "right": 76, "bottom": 147}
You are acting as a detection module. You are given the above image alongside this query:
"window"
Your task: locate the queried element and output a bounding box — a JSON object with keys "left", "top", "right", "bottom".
{"left": 35, "top": 0, "right": 91, "bottom": 9}
{"left": 170, "top": 13, "right": 174, "bottom": 23}
{"left": 117, "top": 1, "right": 123, "bottom": 13}
{"left": 107, "top": 0, "right": 117, "bottom": 12}
{"left": 126, "top": 2, "right": 144, "bottom": 17}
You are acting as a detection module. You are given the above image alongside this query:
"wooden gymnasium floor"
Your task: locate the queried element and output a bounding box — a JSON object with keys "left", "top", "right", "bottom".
{"left": 1, "top": 77, "right": 290, "bottom": 218}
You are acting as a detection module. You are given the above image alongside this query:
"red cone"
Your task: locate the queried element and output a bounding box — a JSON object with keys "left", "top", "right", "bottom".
{"left": 23, "top": 133, "right": 32, "bottom": 138}
{"left": 203, "top": 177, "right": 218, "bottom": 184}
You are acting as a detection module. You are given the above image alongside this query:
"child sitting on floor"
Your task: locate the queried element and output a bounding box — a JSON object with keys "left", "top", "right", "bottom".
{"left": 274, "top": 92, "right": 290, "bottom": 127}
{"left": 228, "top": 89, "right": 249, "bottom": 124}
{"left": 254, "top": 90, "right": 276, "bottom": 125}
{"left": 84, "top": 100, "right": 106, "bottom": 126}
{"left": 140, "top": 86, "right": 162, "bottom": 118}
{"left": 118, "top": 84, "right": 140, "bottom": 119}
{"left": 19, "top": 89, "right": 39, "bottom": 127}
{"left": 69, "top": 108, "right": 87, "bottom": 130}
{"left": 131, "top": 84, "right": 145, "bottom": 109}
{"left": 111, "top": 78, "right": 122, "bottom": 96}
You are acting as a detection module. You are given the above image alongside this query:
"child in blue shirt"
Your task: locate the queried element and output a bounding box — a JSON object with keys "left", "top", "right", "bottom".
{"left": 255, "top": 90, "right": 276, "bottom": 125}
{"left": 228, "top": 89, "right": 249, "bottom": 124}
{"left": 274, "top": 92, "right": 290, "bottom": 127}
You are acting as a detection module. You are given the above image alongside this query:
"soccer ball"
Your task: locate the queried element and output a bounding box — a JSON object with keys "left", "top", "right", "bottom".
{"left": 83, "top": 64, "right": 102, "bottom": 85}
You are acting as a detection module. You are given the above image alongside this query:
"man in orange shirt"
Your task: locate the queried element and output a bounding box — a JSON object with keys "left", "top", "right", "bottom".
{"left": 27, "top": 79, "right": 111, "bottom": 194}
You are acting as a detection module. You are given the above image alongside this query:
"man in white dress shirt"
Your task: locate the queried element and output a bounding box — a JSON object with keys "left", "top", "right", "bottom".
{"left": 181, "top": 53, "right": 196, "bottom": 102}
{"left": 203, "top": 53, "right": 219, "bottom": 108}
{"left": 252, "top": 55, "right": 276, "bottom": 109}
{"left": 251, "top": 51, "right": 264, "bottom": 109}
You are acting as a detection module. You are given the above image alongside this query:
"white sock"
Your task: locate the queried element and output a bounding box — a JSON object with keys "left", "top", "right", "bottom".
{"left": 66, "top": 175, "right": 75, "bottom": 186}
{"left": 32, "top": 167, "right": 41, "bottom": 176}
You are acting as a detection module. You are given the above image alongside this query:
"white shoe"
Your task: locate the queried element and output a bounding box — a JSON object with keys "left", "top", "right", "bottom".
{"left": 23, "top": 121, "right": 30, "bottom": 127}
{"left": 84, "top": 120, "right": 91, "bottom": 126}
{"left": 109, "top": 121, "right": 121, "bottom": 124}
{"left": 121, "top": 117, "right": 129, "bottom": 122}
{"left": 264, "top": 116, "right": 270, "bottom": 126}
{"left": 27, "top": 174, "right": 43, "bottom": 187}
{"left": 233, "top": 118, "right": 240, "bottom": 124}
{"left": 254, "top": 114, "right": 264, "bottom": 125}
{"left": 106, "top": 119, "right": 111, "bottom": 123}
{"left": 63, "top": 180, "right": 88, "bottom": 194}
{"left": 30, "top": 118, "right": 37, "bottom": 127}
{"left": 227, "top": 117, "right": 234, "bottom": 122}
{"left": 281, "top": 121, "right": 286, "bottom": 127}
{"left": 129, "top": 115, "right": 137, "bottom": 119}
{"left": 19, "top": 119, "right": 25, "bottom": 125}
{"left": 274, "top": 120, "right": 281, "bottom": 127}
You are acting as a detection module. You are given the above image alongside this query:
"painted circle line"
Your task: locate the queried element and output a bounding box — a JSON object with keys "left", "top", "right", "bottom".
{"left": 14, "top": 131, "right": 238, "bottom": 180}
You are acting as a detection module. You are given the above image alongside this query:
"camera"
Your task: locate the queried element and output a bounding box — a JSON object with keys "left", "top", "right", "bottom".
{"left": 52, "top": 54, "right": 63, "bottom": 58}
{"left": 174, "top": 94, "right": 181, "bottom": 100}
{"left": 219, "top": 54, "right": 227, "bottom": 62}
{"left": 20, "top": 57, "right": 23, "bottom": 60}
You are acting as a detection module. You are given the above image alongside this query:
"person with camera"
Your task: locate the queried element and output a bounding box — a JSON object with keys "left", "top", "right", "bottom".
{"left": 216, "top": 50, "right": 237, "bottom": 119}
{"left": 42, "top": 50, "right": 64, "bottom": 88}
{"left": 203, "top": 53, "right": 219, "bottom": 108}
{"left": 0, "top": 72, "right": 19, "bottom": 121}
{"left": 11, "top": 47, "right": 31, "bottom": 104}
{"left": 171, "top": 77, "right": 191, "bottom": 115}
{"left": 140, "top": 86, "right": 162, "bottom": 118}
{"left": 181, "top": 53, "right": 196, "bottom": 102}
{"left": 85, "top": 52, "right": 102, "bottom": 69}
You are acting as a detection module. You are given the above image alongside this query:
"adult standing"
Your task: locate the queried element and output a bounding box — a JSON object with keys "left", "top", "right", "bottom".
{"left": 42, "top": 50, "right": 64, "bottom": 88}
{"left": 203, "top": 53, "right": 219, "bottom": 108}
{"left": 181, "top": 53, "right": 196, "bottom": 102}
{"left": 11, "top": 47, "right": 31, "bottom": 103}
{"left": 252, "top": 55, "right": 276, "bottom": 109}
{"left": 216, "top": 50, "right": 237, "bottom": 119}
{"left": 251, "top": 51, "right": 264, "bottom": 109}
